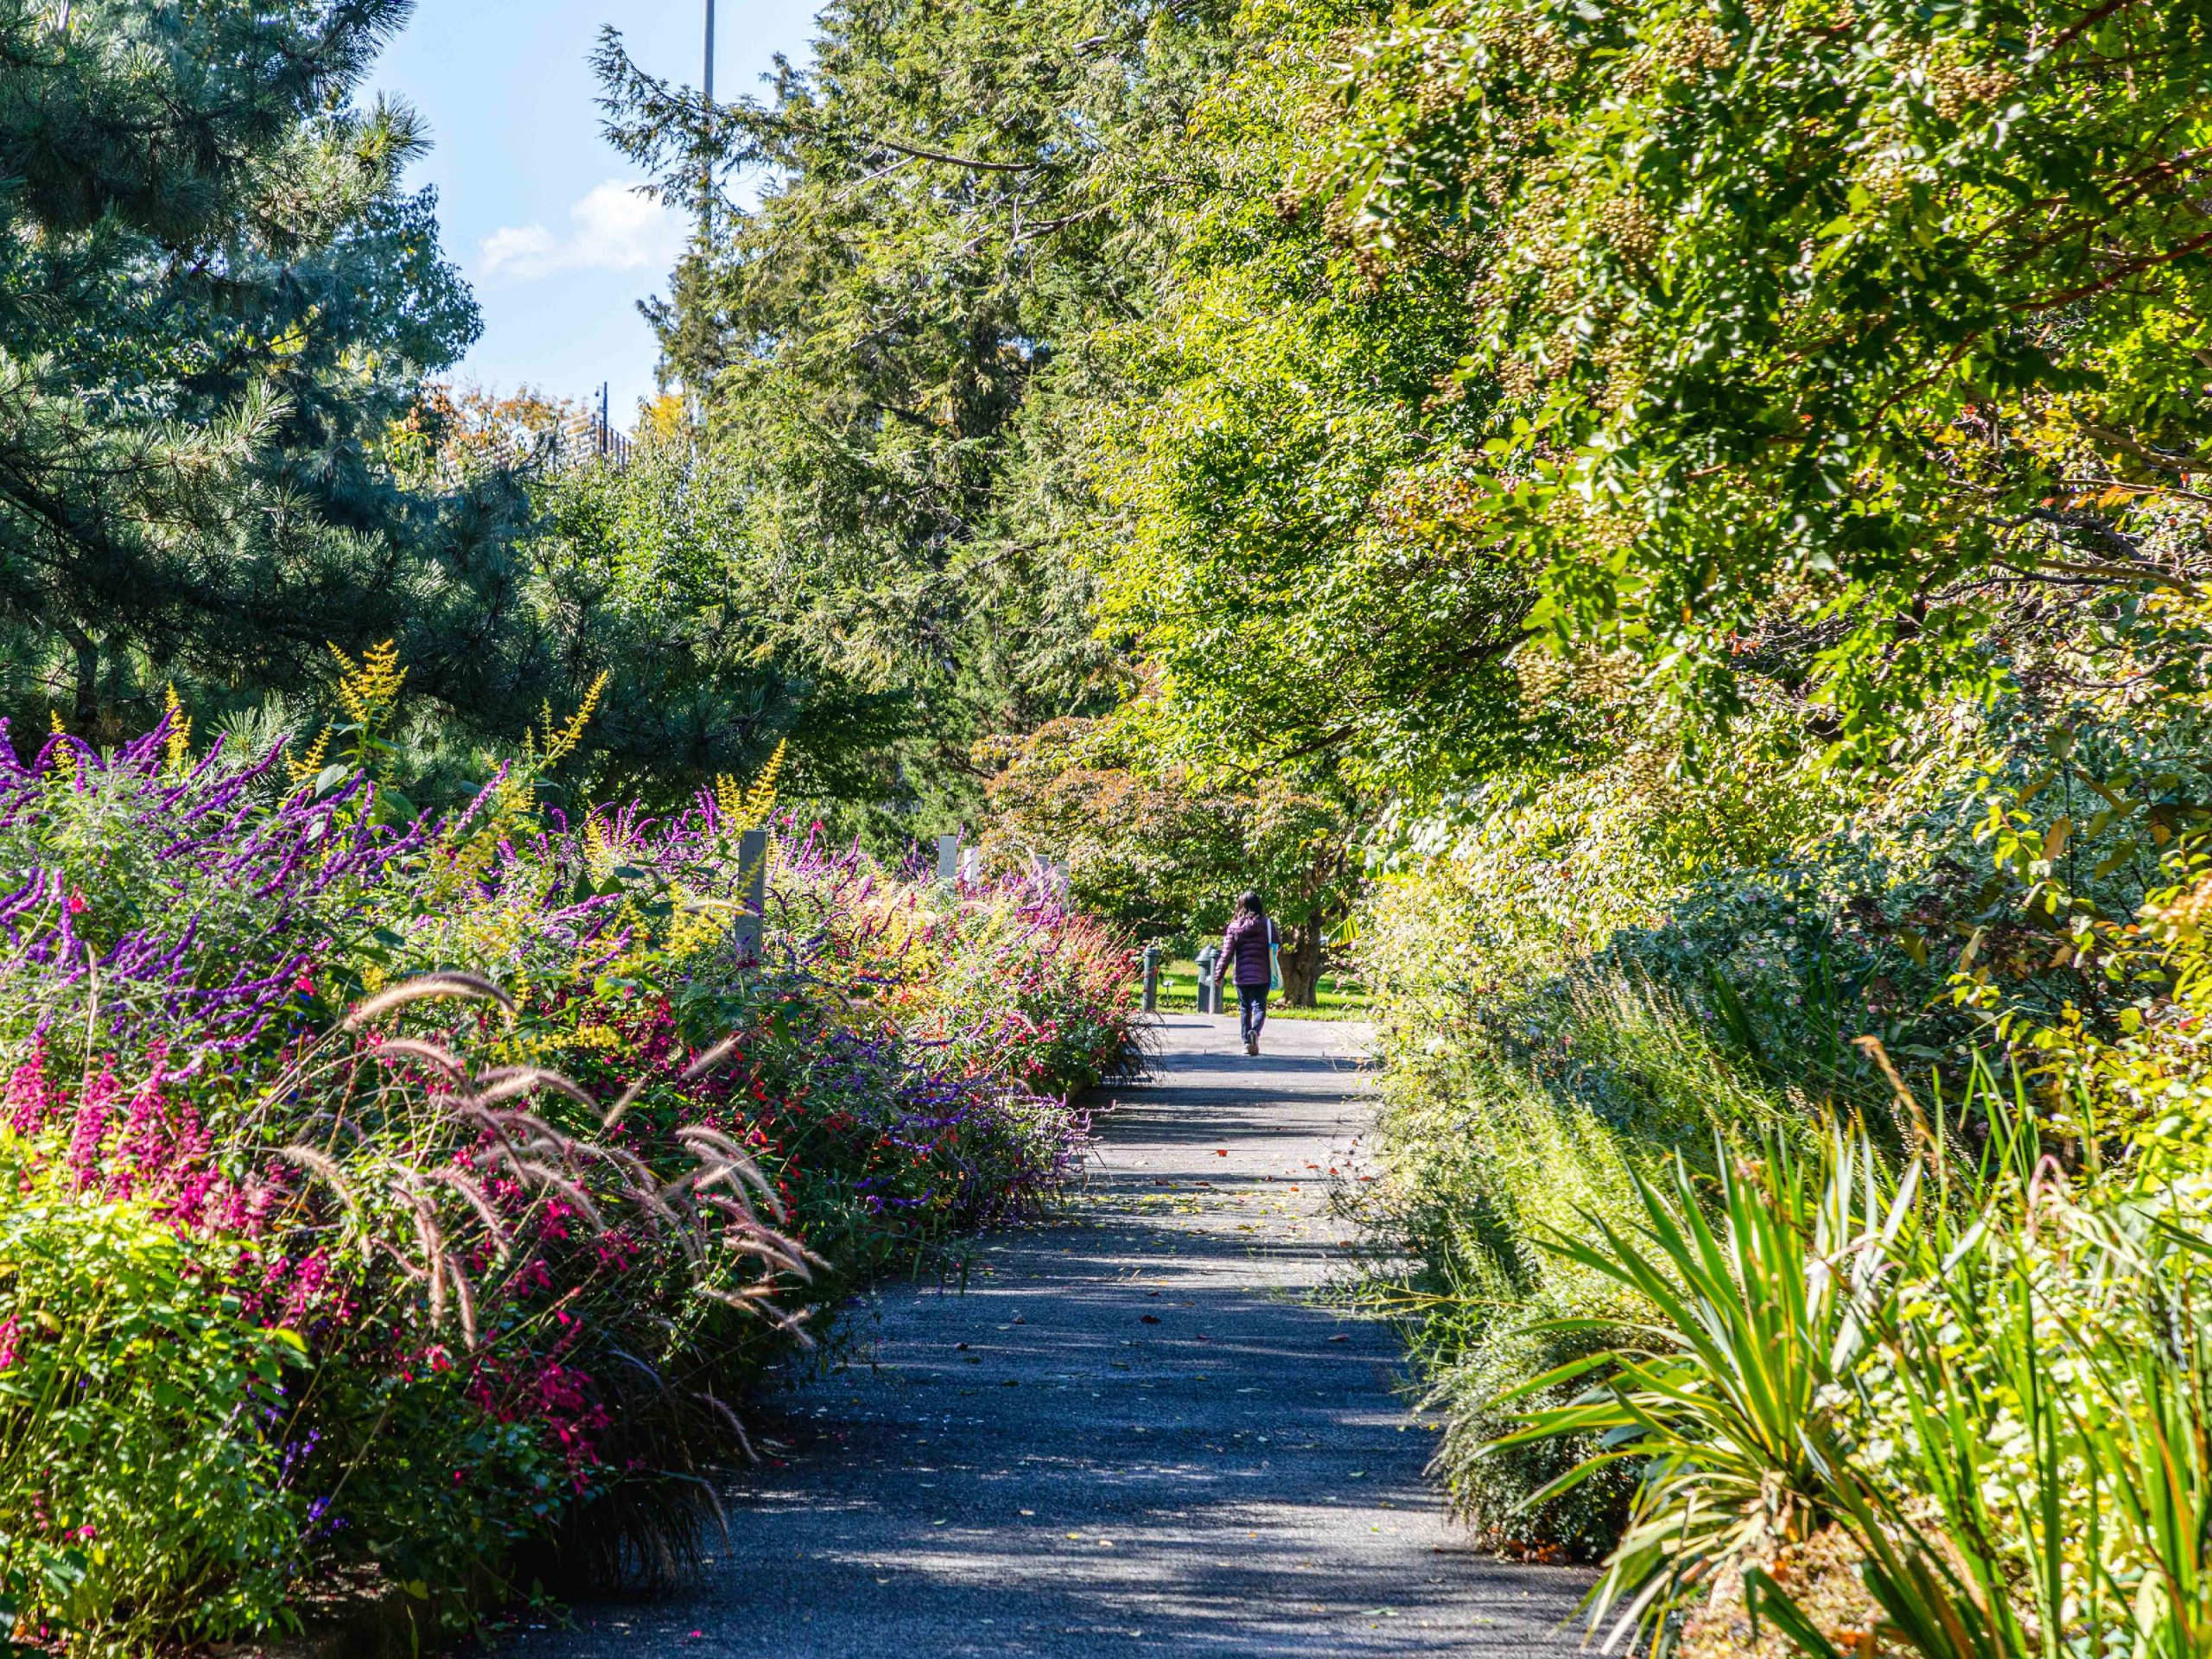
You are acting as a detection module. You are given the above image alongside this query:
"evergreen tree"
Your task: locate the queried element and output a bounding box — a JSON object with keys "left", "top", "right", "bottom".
{"left": 0, "top": 0, "right": 522, "bottom": 737}
{"left": 593, "top": 0, "right": 1237, "bottom": 823}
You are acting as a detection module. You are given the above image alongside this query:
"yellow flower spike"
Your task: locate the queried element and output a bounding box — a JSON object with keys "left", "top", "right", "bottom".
{"left": 531, "top": 671, "right": 610, "bottom": 772}
{"left": 432, "top": 674, "right": 611, "bottom": 912}
{"left": 582, "top": 818, "right": 616, "bottom": 884}
{"left": 745, "top": 739, "right": 786, "bottom": 825}
{"left": 47, "top": 709, "right": 72, "bottom": 783}
{"left": 715, "top": 739, "right": 788, "bottom": 834}
{"left": 162, "top": 683, "right": 193, "bottom": 778}
{"left": 327, "top": 639, "right": 407, "bottom": 733}
{"left": 286, "top": 725, "right": 334, "bottom": 790}
{"left": 324, "top": 639, "right": 409, "bottom": 791}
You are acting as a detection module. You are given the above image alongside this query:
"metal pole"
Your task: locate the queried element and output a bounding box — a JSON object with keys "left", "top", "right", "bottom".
{"left": 699, "top": 0, "right": 717, "bottom": 245}
{"left": 1141, "top": 944, "right": 1160, "bottom": 1014}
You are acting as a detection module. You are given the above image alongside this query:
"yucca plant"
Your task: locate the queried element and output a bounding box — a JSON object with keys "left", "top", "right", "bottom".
{"left": 1503, "top": 1052, "right": 2212, "bottom": 1659}
{"left": 1491, "top": 1124, "right": 1919, "bottom": 1649}
{"left": 1749, "top": 1189, "right": 2212, "bottom": 1659}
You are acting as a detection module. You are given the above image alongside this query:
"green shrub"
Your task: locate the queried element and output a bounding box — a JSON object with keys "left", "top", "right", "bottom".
{"left": 0, "top": 1153, "right": 304, "bottom": 1653}
{"left": 1491, "top": 1080, "right": 2212, "bottom": 1659}
{"left": 1364, "top": 842, "right": 1813, "bottom": 1550}
{"left": 1351, "top": 661, "right": 2212, "bottom": 1562}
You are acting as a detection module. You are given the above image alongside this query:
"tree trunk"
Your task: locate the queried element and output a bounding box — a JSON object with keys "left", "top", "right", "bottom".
{"left": 56, "top": 620, "right": 97, "bottom": 728}
{"left": 1280, "top": 914, "right": 1325, "bottom": 1007}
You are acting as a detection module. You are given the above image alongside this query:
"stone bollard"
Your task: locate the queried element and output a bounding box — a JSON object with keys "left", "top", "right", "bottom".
{"left": 1141, "top": 944, "right": 1160, "bottom": 1013}
{"left": 1194, "top": 945, "right": 1218, "bottom": 1014}
{"left": 936, "top": 832, "right": 962, "bottom": 884}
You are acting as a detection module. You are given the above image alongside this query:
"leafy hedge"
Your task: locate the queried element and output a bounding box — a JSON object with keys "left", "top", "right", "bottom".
{"left": 1357, "top": 667, "right": 2212, "bottom": 1649}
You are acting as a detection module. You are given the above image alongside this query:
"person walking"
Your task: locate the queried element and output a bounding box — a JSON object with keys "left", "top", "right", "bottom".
{"left": 1214, "top": 891, "right": 1279, "bottom": 1055}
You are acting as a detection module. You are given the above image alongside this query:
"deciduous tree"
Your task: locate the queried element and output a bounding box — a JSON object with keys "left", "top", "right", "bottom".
{"left": 975, "top": 713, "right": 1359, "bottom": 1003}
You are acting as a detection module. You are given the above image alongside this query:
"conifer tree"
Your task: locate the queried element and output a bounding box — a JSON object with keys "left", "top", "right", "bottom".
{"left": 592, "top": 0, "right": 1237, "bottom": 820}
{"left": 0, "top": 0, "right": 516, "bottom": 735}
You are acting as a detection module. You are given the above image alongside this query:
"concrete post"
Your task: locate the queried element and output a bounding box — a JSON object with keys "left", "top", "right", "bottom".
{"left": 936, "top": 832, "right": 962, "bottom": 884}
{"left": 1194, "top": 945, "right": 1218, "bottom": 1014}
{"left": 1141, "top": 944, "right": 1160, "bottom": 1013}
{"left": 732, "top": 828, "right": 768, "bottom": 963}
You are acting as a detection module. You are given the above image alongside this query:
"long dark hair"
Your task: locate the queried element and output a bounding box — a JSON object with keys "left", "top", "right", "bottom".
{"left": 1236, "top": 890, "right": 1265, "bottom": 919}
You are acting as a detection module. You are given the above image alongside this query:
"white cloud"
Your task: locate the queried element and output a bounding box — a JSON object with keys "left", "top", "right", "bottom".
{"left": 479, "top": 181, "right": 684, "bottom": 282}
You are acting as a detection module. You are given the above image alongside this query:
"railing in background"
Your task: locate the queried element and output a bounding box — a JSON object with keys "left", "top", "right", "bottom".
{"left": 589, "top": 382, "right": 633, "bottom": 468}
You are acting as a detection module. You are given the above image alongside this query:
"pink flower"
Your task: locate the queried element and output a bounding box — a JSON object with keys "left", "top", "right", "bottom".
{"left": 67, "top": 1067, "right": 120, "bottom": 1188}
{"left": 295, "top": 973, "right": 314, "bottom": 995}
{"left": 0, "top": 1317, "right": 19, "bottom": 1370}
{"left": 5, "top": 1040, "right": 61, "bottom": 1135}
{"left": 65, "top": 889, "right": 86, "bottom": 915}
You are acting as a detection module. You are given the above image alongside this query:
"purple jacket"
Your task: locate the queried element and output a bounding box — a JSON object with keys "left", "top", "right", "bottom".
{"left": 1218, "top": 913, "right": 1277, "bottom": 987}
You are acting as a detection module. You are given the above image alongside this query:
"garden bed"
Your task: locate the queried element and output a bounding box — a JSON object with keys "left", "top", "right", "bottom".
{"left": 0, "top": 721, "right": 1135, "bottom": 1656}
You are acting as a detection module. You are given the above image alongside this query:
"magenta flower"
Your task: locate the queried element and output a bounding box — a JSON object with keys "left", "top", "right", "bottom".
{"left": 5, "top": 1039, "right": 61, "bottom": 1135}
{"left": 66, "top": 1066, "right": 119, "bottom": 1189}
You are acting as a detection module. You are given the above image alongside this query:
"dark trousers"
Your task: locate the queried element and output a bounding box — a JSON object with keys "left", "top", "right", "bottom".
{"left": 1236, "top": 982, "right": 1269, "bottom": 1043}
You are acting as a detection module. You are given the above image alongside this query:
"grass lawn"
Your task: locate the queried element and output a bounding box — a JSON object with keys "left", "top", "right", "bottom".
{"left": 1138, "top": 959, "right": 1371, "bottom": 1020}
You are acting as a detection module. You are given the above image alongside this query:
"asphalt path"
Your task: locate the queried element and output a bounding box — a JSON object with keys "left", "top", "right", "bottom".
{"left": 500, "top": 1013, "right": 1589, "bottom": 1657}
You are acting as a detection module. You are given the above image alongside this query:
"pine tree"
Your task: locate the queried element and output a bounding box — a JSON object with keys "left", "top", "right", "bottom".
{"left": 0, "top": 0, "right": 516, "bottom": 736}
{"left": 591, "top": 0, "right": 1237, "bottom": 823}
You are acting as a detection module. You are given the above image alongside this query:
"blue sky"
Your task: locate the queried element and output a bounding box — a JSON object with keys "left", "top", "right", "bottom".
{"left": 372, "top": 0, "right": 818, "bottom": 424}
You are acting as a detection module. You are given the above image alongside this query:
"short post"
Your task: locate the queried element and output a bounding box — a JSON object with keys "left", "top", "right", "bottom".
{"left": 936, "top": 832, "right": 962, "bottom": 884}
{"left": 1195, "top": 944, "right": 1218, "bottom": 1014}
{"left": 733, "top": 828, "right": 769, "bottom": 963}
{"left": 1141, "top": 944, "right": 1160, "bottom": 1013}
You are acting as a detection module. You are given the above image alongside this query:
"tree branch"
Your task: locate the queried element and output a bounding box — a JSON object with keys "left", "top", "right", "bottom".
{"left": 862, "top": 135, "right": 1043, "bottom": 174}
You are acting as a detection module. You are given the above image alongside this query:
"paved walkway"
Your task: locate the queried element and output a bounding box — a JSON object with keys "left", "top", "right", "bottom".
{"left": 503, "top": 1014, "right": 1588, "bottom": 1656}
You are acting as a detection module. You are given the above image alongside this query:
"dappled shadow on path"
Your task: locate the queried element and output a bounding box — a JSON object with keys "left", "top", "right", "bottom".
{"left": 498, "top": 1013, "right": 1587, "bottom": 1658}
